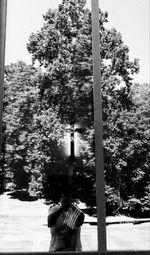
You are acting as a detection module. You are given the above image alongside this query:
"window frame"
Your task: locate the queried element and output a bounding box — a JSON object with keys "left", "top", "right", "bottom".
{"left": 0, "top": 0, "right": 149, "bottom": 254}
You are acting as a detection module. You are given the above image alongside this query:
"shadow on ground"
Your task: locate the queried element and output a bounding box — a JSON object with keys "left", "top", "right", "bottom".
{"left": 7, "top": 190, "right": 37, "bottom": 201}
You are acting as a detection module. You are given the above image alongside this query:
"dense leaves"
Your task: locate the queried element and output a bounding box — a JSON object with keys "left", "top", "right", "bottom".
{"left": 3, "top": 62, "right": 66, "bottom": 197}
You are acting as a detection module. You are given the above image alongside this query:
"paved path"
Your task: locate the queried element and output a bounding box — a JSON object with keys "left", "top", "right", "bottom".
{"left": 0, "top": 193, "right": 149, "bottom": 252}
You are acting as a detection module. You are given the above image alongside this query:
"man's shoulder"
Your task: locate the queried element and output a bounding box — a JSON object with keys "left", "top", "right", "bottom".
{"left": 48, "top": 203, "right": 61, "bottom": 213}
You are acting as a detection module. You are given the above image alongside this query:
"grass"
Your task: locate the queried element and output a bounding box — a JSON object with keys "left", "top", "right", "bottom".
{"left": 0, "top": 192, "right": 150, "bottom": 252}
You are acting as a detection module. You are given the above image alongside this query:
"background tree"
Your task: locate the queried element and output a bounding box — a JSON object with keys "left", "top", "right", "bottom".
{"left": 3, "top": 61, "right": 40, "bottom": 192}
{"left": 26, "top": 0, "right": 145, "bottom": 214}
{"left": 125, "top": 83, "right": 150, "bottom": 217}
{"left": 3, "top": 62, "right": 66, "bottom": 199}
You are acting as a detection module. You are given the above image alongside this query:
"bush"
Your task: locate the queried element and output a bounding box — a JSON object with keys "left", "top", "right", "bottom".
{"left": 105, "top": 185, "right": 121, "bottom": 216}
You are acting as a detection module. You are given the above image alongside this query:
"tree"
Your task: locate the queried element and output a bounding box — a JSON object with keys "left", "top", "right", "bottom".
{"left": 126, "top": 83, "right": 150, "bottom": 216}
{"left": 27, "top": 0, "right": 141, "bottom": 210}
{"left": 3, "top": 62, "right": 65, "bottom": 199}
{"left": 3, "top": 61, "right": 41, "bottom": 191}
{"left": 27, "top": 1, "right": 139, "bottom": 120}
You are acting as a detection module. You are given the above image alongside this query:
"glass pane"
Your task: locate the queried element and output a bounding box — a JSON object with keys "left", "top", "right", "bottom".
{"left": 100, "top": 0, "right": 150, "bottom": 251}
{"left": 1, "top": 0, "right": 98, "bottom": 252}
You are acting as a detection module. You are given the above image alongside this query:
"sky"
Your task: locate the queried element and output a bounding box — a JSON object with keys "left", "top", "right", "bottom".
{"left": 5, "top": 0, "right": 150, "bottom": 84}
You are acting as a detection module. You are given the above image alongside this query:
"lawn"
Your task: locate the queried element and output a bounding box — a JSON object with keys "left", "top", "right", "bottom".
{"left": 0, "top": 192, "right": 149, "bottom": 252}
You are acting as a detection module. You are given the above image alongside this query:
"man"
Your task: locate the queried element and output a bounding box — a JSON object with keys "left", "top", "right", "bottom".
{"left": 47, "top": 196, "right": 85, "bottom": 251}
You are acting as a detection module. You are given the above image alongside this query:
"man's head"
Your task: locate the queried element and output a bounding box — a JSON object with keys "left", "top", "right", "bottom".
{"left": 60, "top": 195, "right": 73, "bottom": 211}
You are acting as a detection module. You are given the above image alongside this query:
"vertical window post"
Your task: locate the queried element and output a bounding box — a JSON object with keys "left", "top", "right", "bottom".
{"left": 91, "top": 0, "right": 107, "bottom": 252}
{"left": 0, "top": 0, "right": 7, "bottom": 153}
{"left": 0, "top": 0, "right": 7, "bottom": 193}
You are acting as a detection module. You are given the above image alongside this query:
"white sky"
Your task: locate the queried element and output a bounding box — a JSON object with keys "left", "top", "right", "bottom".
{"left": 5, "top": 0, "right": 150, "bottom": 84}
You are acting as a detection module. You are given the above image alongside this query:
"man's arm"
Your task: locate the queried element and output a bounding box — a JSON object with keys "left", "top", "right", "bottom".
{"left": 48, "top": 197, "right": 71, "bottom": 227}
{"left": 48, "top": 205, "right": 63, "bottom": 227}
{"left": 76, "top": 211, "right": 85, "bottom": 227}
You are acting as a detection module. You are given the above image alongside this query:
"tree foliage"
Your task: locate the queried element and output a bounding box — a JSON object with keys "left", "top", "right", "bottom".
{"left": 3, "top": 0, "right": 149, "bottom": 216}
{"left": 27, "top": 0, "right": 139, "bottom": 124}
{"left": 3, "top": 62, "right": 66, "bottom": 198}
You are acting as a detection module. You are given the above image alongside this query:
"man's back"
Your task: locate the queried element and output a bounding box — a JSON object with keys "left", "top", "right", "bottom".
{"left": 48, "top": 201, "right": 84, "bottom": 251}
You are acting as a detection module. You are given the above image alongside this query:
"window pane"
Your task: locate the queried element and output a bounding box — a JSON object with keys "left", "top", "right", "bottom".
{"left": 1, "top": 0, "right": 98, "bottom": 252}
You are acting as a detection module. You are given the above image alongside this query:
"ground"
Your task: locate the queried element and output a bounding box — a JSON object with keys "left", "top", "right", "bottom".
{"left": 0, "top": 193, "right": 149, "bottom": 252}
